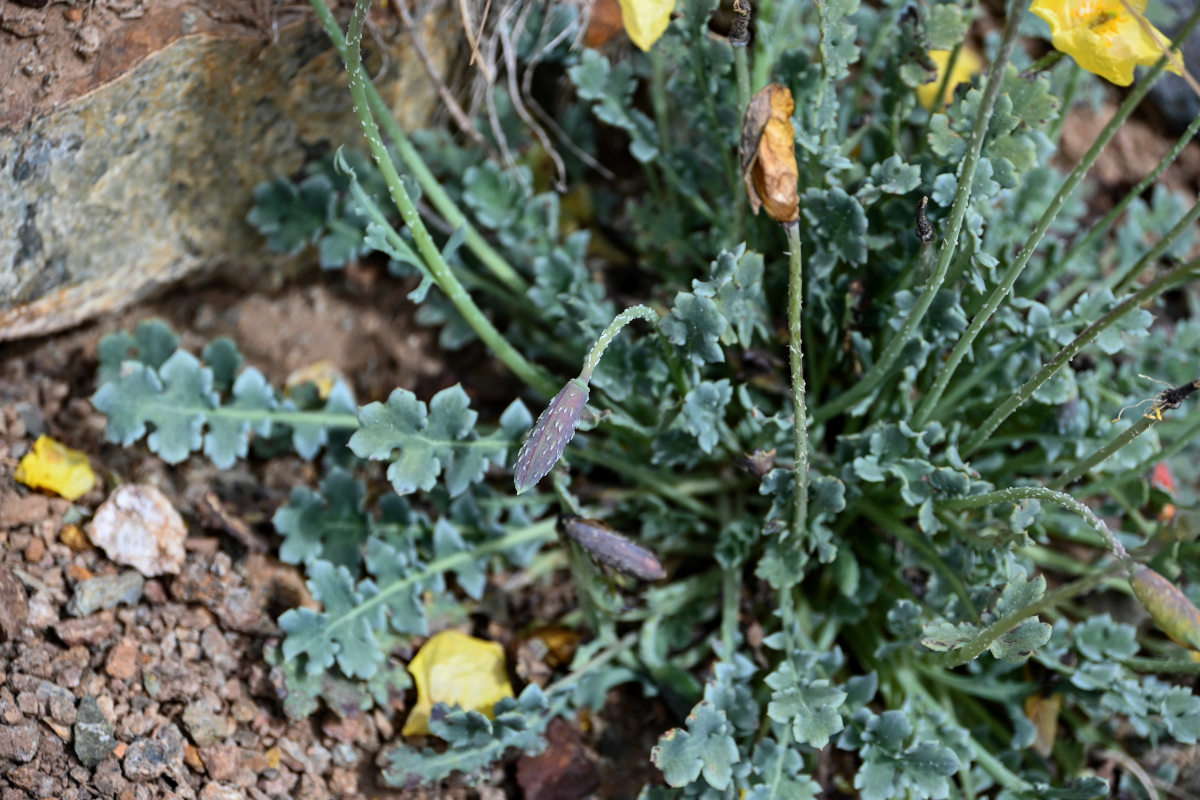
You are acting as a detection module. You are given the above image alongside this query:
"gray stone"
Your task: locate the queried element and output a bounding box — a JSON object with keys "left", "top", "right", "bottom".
{"left": 0, "top": 565, "right": 29, "bottom": 641}
{"left": 0, "top": 10, "right": 449, "bottom": 342}
{"left": 74, "top": 695, "right": 116, "bottom": 767}
{"left": 123, "top": 737, "right": 168, "bottom": 781}
{"left": 0, "top": 720, "right": 39, "bottom": 762}
{"left": 67, "top": 571, "right": 145, "bottom": 617}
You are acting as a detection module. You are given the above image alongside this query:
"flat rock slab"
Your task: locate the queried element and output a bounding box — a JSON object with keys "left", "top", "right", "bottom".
{"left": 1, "top": 0, "right": 449, "bottom": 340}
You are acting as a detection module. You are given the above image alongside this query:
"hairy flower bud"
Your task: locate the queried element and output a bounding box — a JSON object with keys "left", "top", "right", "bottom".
{"left": 513, "top": 379, "right": 589, "bottom": 495}
{"left": 560, "top": 515, "right": 665, "bottom": 581}
{"left": 1130, "top": 564, "right": 1200, "bottom": 652}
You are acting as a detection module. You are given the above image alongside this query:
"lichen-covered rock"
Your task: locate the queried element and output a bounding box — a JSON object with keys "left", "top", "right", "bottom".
{"left": 74, "top": 695, "right": 116, "bottom": 767}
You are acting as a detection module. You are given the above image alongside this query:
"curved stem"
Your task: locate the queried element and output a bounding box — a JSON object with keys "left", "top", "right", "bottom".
{"left": 812, "top": 0, "right": 1026, "bottom": 424}
{"left": 961, "top": 256, "right": 1200, "bottom": 455}
{"left": 1077, "top": 414, "right": 1200, "bottom": 499}
{"left": 786, "top": 223, "right": 810, "bottom": 541}
{"left": 1120, "top": 656, "right": 1200, "bottom": 675}
{"left": 927, "top": 564, "right": 1120, "bottom": 668}
{"left": 1029, "top": 100, "right": 1200, "bottom": 298}
{"left": 336, "top": 0, "right": 556, "bottom": 398}
{"left": 938, "top": 486, "right": 1128, "bottom": 559}
{"left": 1049, "top": 414, "right": 1158, "bottom": 491}
{"left": 911, "top": 8, "right": 1200, "bottom": 428}
{"left": 579, "top": 305, "right": 660, "bottom": 382}
{"left": 1109, "top": 200, "right": 1200, "bottom": 296}
{"left": 307, "top": 0, "right": 528, "bottom": 295}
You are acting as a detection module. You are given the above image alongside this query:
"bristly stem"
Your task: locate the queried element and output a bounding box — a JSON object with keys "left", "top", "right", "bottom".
{"left": 306, "top": 0, "right": 527, "bottom": 295}
{"left": 961, "top": 256, "right": 1200, "bottom": 455}
{"left": 1030, "top": 105, "right": 1200, "bottom": 298}
{"left": 786, "top": 222, "right": 810, "bottom": 542}
{"left": 1109, "top": 201, "right": 1200, "bottom": 296}
{"left": 1050, "top": 414, "right": 1159, "bottom": 491}
{"left": 912, "top": 3, "right": 1200, "bottom": 428}
{"left": 579, "top": 305, "right": 660, "bottom": 382}
{"left": 928, "top": 563, "right": 1122, "bottom": 668}
{"left": 938, "top": 486, "right": 1128, "bottom": 559}
{"left": 812, "top": 0, "right": 1026, "bottom": 424}
{"left": 334, "top": 0, "right": 556, "bottom": 398}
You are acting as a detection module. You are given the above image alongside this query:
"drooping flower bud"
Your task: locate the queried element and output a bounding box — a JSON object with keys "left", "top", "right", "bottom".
{"left": 1129, "top": 564, "right": 1200, "bottom": 652}
{"left": 559, "top": 515, "right": 665, "bottom": 581}
{"left": 513, "top": 379, "right": 589, "bottom": 495}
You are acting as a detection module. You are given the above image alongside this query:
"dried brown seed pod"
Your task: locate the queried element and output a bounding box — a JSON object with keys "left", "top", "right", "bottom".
{"left": 559, "top": 515, "right": 666, "bottom": 581}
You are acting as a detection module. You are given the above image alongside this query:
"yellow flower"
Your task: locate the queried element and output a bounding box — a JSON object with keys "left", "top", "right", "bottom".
{"left": 917, "top": 49, "right": 985, "bottom": 110}
{"left": 402, "top": 630, "right": 515, "bottom": 737}
{"left": 15, "top": 435, "right": 97, "bottom": 501}
{"left": 1031, "top": 0, "right": 1183, "bottom": 87}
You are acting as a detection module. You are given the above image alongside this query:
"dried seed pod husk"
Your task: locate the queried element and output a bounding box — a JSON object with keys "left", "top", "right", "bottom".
{"left": 740, "top": 84, "right": 800, "bottom": 223}
{"left": 1130, "top": 564, "right": 1200, "bottom": 651}
{"left": 560, "top": 515, "right": 666, "bottom": 581}
{"left": 514, "top": 379, "right": 589, "bottom": 494}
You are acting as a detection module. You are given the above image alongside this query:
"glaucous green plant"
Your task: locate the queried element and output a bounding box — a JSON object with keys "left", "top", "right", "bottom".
{"left": 94, "top": 0, "right": 1200, "bottom": 795}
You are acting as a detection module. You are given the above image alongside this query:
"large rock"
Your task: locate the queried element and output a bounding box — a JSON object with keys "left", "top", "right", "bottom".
{"left": 0, "top": 0, "right": 450, "bottom": 340}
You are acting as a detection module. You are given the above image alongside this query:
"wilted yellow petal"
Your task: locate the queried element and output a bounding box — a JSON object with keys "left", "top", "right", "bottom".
{"left": 1031, "top": 0, "right": 1183, "bottom": 87}
{"left": 15, "top": 435, "right": 96, "bottom": 501}
{"left": 402, "top": 630, "right": 515, "bottom": 737}
{"left": 916, "top": 48, "right": 984, "bottom": 110}
{"left": 740, "top": 84, "right": 800, "bottom": 224}
{"left": 1023, "top": 692, "right": 1062, "bottom": 758}
{"left": 617, "top": 0, "right": 674, "bottom": 52}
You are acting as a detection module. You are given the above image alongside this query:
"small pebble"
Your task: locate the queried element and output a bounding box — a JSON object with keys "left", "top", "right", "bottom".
{"left": 25, "top": 537, "right": 45, "bottom": 562}
{"left": 184, "top": 704, "right": 231, "bottom": 747}
{"left": 89, "top": 485, "right": 187, "bottom": 577}
{"left": 106, "top": 637, "right": 140, "bottom": 681}
{"left": 67, "top": 571, "right": 144, "bottom": 617}
{"left": 0, "top": 720, "right": 40, "bottom": 762}
{"left": 0, "top": 565, "right": 29, "bottom": 640}
{"left": 60, "top": 524, "right": 91, "bottom": 551}
{"left": 200, "top": 782, "right": 243, "bottom": 800}
{"left": 124, "top": 737, "right": 168, "bottom": 781}
{"left": 36, "top": 679, "right": 76, "bottom": 724}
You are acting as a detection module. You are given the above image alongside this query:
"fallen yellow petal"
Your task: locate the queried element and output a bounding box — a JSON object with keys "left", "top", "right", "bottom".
{"left": 402, "top": 630, "right": 515, "bottom": 737}
{"left": 617, "top": 0, "right": 674, "bottom": 52}
{"left": 917, "top": 48, "right": 984, "bottom": 110}
{"left": 15, "top": 435, "right": 97, "bottom": 501}
{"left": 285, "top": 360, "right": 344, "bottom": 400}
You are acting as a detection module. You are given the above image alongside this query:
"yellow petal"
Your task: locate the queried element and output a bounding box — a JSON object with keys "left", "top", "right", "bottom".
{"left": 402, "top": 630, "right": 515, "bottom": 737}
{"left": 1031, "top": 0, "right": 1182, "bottom": 87}
{"left": 285, "top": 360, "right": 344, "bottom": 400}
{"left": 15, "top": 435, "right": 97, "bottom": 502}
{"left": 1023, "top": 693, "right": 1062, "bottom": 758}
{"left": 617, "top": 0, "right": 674, "bottom": 52}
{"left": 916, "top": 48, "right": 984, "bottom": 110}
